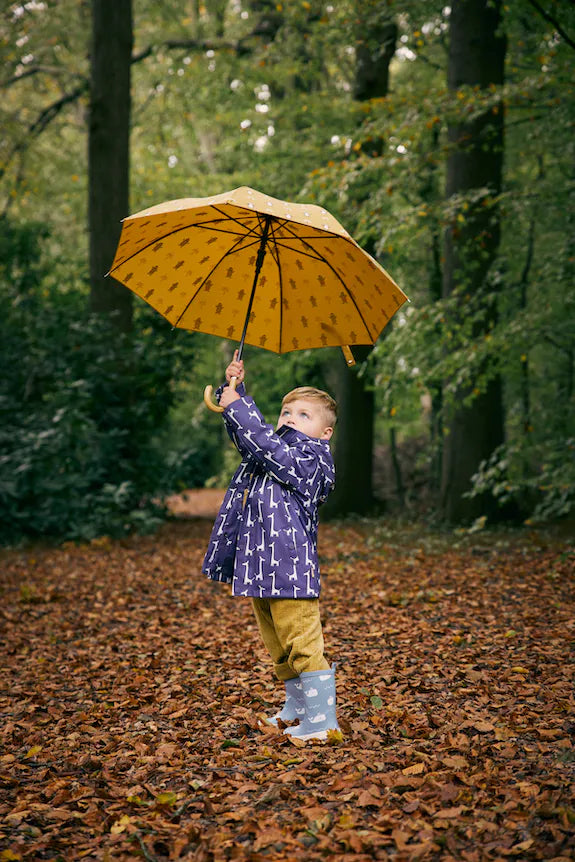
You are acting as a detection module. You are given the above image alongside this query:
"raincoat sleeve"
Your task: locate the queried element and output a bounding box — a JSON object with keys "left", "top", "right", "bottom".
{"left": 215, "top": 382, "right": 250, "bottom": 451}
{"left": 216, "top": 381, "right": 246, "bottom": 403}
{"left": 222, "top": 396, "right": 334, "bottom": 501}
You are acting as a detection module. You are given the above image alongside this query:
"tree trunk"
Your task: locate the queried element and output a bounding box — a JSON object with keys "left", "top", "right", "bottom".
{"left": 440, "top": 0, "right": 506, "bottom": 522}
{"left": 325, "top": 3, "right": 397, "bottom": 518}
{"left": 420, "top": 124, "right": 443, "bottom": 490}
{"left": 353, "top": 5, "right": 397, "bottom": 102}
{"left": 89, "top": 0, "right": 133, "bottom": 331}
{"left": 325, "top": 346, "right": 375, "bottom": 517}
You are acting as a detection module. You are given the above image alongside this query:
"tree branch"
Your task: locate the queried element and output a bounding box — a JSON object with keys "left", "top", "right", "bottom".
{"left": 544, "top": 333, "right": 573, "bottom": 354}
{"left": 526, "top": 0, "right": 575, "bottom": 51}
{"left": 131, "top": 34, "right": 254, "bottom": 65}
{"left": 28, "top": 82, "right": 88, "bottom": 137}
{"left": 2, "top": 67, "right": 43, "bottom": 88}
{"left": 164, "top": 36, "right": 252, "bottom": 55}
{"left": 0, "top": 81, "right": 88, "bottom": 184}
{"left": 1, "top": 65, "right": 87, "bottom": 90}
{"left": 0, "top": 32, "right": 257, "bottom": 185}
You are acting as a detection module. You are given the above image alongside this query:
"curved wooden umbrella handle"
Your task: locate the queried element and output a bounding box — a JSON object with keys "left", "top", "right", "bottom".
{"left": 203, "top": 376, "right": 238, "bottom": 413}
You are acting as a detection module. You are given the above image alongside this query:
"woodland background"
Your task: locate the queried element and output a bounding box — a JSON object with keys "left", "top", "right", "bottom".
{"left": 1, "top": 5, "right": 574, "bottom": 860}
{"left": 1, "top": 0, "right": 574, "bottom": 543}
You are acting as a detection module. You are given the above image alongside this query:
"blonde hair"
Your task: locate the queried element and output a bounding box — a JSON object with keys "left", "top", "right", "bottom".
{"left": 281, "top": 386, "right": 337, "bottom": 428}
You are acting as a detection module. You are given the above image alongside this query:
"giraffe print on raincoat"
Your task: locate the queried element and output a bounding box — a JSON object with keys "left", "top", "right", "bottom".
{"left": 202, "top": 384, "right": 335, "bottom": 599}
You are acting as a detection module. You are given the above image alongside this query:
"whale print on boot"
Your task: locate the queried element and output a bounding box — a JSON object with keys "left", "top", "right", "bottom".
{"left": 266, "top": 676, "right": 305, "bottom": 726}
{"left": 284, "top": 664, "right": 339, "bottom": 741}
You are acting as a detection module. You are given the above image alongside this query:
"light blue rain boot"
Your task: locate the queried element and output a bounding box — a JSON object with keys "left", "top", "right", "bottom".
{"left": 284, "top": 664, "right": 340, "bottom": 741}
{"left": 266, "top": 676, "right": 305, "bottom": 726}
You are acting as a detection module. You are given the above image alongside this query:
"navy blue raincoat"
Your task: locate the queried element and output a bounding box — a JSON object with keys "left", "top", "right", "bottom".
{"left": 202, "top": 384, "right": 335, "bottom": 598}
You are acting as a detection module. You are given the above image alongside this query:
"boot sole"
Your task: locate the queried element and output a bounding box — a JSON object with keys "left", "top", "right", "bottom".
{"left": 285, "top": 728, "right": 339, "bottom": 741}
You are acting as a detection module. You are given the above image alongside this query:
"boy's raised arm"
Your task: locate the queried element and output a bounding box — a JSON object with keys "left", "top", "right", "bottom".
{"left": 223, "top": 397, "right": 334, "bottom": 502}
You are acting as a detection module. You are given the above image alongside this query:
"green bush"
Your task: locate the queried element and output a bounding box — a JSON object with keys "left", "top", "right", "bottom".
{"left": 468, "top": 438, "right": 575, "bottom": 524}
{"left": 0, "top": 217, "right": 204, "bottom": 543}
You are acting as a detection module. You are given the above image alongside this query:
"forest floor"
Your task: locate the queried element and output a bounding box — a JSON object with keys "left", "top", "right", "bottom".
{"left": 1, "top": 497, "right": 574, "bottom": 861}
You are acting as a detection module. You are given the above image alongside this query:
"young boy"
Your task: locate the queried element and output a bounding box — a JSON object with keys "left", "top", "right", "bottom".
{"left": 202, "top": 351, "right": 340, "bottom": 741}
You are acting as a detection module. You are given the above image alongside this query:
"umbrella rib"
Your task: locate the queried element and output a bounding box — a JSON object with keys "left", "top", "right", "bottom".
{"left": 267, "top": 233, "right": 346, "bottom": 243}
{"left": 267, "top": 219, "right": 285, "bottom": 353}
{"left": 264, "top": 219, "right": 344, "bottom": 265}
{"left": 110, "top": 218, "right": 339, "bottom": 273}
{"left": 112, "top": 201, "right": 383, "bottom": 346}
{"left": 195, "top": 211, "right": 326, "bottom": 251}
{"left": 173, "top": 223, "right": 266, "bottom": 328}
{"left": 274, "top": 222, "right": 378, "bottom": 342}
{"left": 109, "top": 207, "right": 268, "bottom": 273}
{"left": 206, "top": 205, "right": 262, "bottom": 236}
{"left": 266, "top": 240, "right": 334, "bottom": 264}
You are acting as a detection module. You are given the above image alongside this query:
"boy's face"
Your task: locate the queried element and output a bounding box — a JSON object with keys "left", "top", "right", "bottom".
{"left": 276, "top": 398, "right": 333, "bottom": 440}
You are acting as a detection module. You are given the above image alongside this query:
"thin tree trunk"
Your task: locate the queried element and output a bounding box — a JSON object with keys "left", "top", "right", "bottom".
{"left": 440, "top": 0, "right": 506, "bottom": 523}
{"left": 190, "top": 0, "right": 201, "bottom": 39}
{"left": 326, "top": 346, "right": 375, "bottom": 517}
{"left": 325, "top": 3, "right": 397, "bottom": 518}
{"left": 389, "top": 424, "right": 405, "bottom": 507}
{"left": 421, "top": 125, "right": 443, "bottom": 490}
{"left": 519, "top": 217, "right": 535, "bottom": 438}
{"left": 89, "top": 0, "right": 133, "bottom": 331}
{"left": 353, "top": 4, "right": 397, "bottom": 102}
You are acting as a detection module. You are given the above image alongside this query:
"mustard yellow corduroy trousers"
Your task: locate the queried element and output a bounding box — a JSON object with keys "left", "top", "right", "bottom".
{"left": 251, "top": 597, "right": 331, "bottom": 681}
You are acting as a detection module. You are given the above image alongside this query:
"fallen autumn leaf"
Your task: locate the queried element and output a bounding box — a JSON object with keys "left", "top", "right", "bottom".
{"left": 0, "top": 517, "right": 573, "bottom": 859}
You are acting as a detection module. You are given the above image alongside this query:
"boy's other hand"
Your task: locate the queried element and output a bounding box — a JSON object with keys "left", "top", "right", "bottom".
{"left": 225, "top": 349, "right": 245, "bottom": 384}
{"left": 220, "top": 386, "right": 241, "bottom": 409}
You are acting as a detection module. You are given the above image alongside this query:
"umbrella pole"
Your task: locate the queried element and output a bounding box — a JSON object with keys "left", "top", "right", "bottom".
{"left": 236, "top": 213, "right": 271, "bottom": 362}
{"left": 204, "top": 214, "right": 271, "bottom": 412}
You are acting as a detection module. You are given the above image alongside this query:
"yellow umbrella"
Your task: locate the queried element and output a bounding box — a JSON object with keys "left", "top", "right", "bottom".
{"left": 108, "top": 186, "right": 408, "bottom": 411}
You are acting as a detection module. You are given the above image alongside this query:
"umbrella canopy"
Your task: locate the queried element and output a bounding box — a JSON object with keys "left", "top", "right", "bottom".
{"left": 108, "top": 186, "right": 408, "bottom": 357}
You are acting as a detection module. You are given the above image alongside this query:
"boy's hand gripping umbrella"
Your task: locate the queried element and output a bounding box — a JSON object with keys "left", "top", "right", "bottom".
{"left": 108, "top": 186, "right": 409, "bottom": 412}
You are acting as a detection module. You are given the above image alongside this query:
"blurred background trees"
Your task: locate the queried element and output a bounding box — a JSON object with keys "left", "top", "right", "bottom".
{"left": 1, "top": 0, "right": 573, "bottom": 542}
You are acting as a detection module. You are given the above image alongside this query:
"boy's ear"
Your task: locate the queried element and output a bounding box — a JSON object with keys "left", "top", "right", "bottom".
{"left": 321, "top": 426, "right": 333, "bottom": 441}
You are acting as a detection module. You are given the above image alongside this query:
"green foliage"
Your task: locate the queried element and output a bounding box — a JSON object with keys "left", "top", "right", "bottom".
{"left": 0, "top": 218, "right": 202, "bottom": 543}
{"left": 468, "top": 438, "right": 575, "bottom": 524}
{"left": 306, "top": 3, "right": 575, "bottom": 522}
{"left": 1, "top": 0, "right": 574, "bottom": 530}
